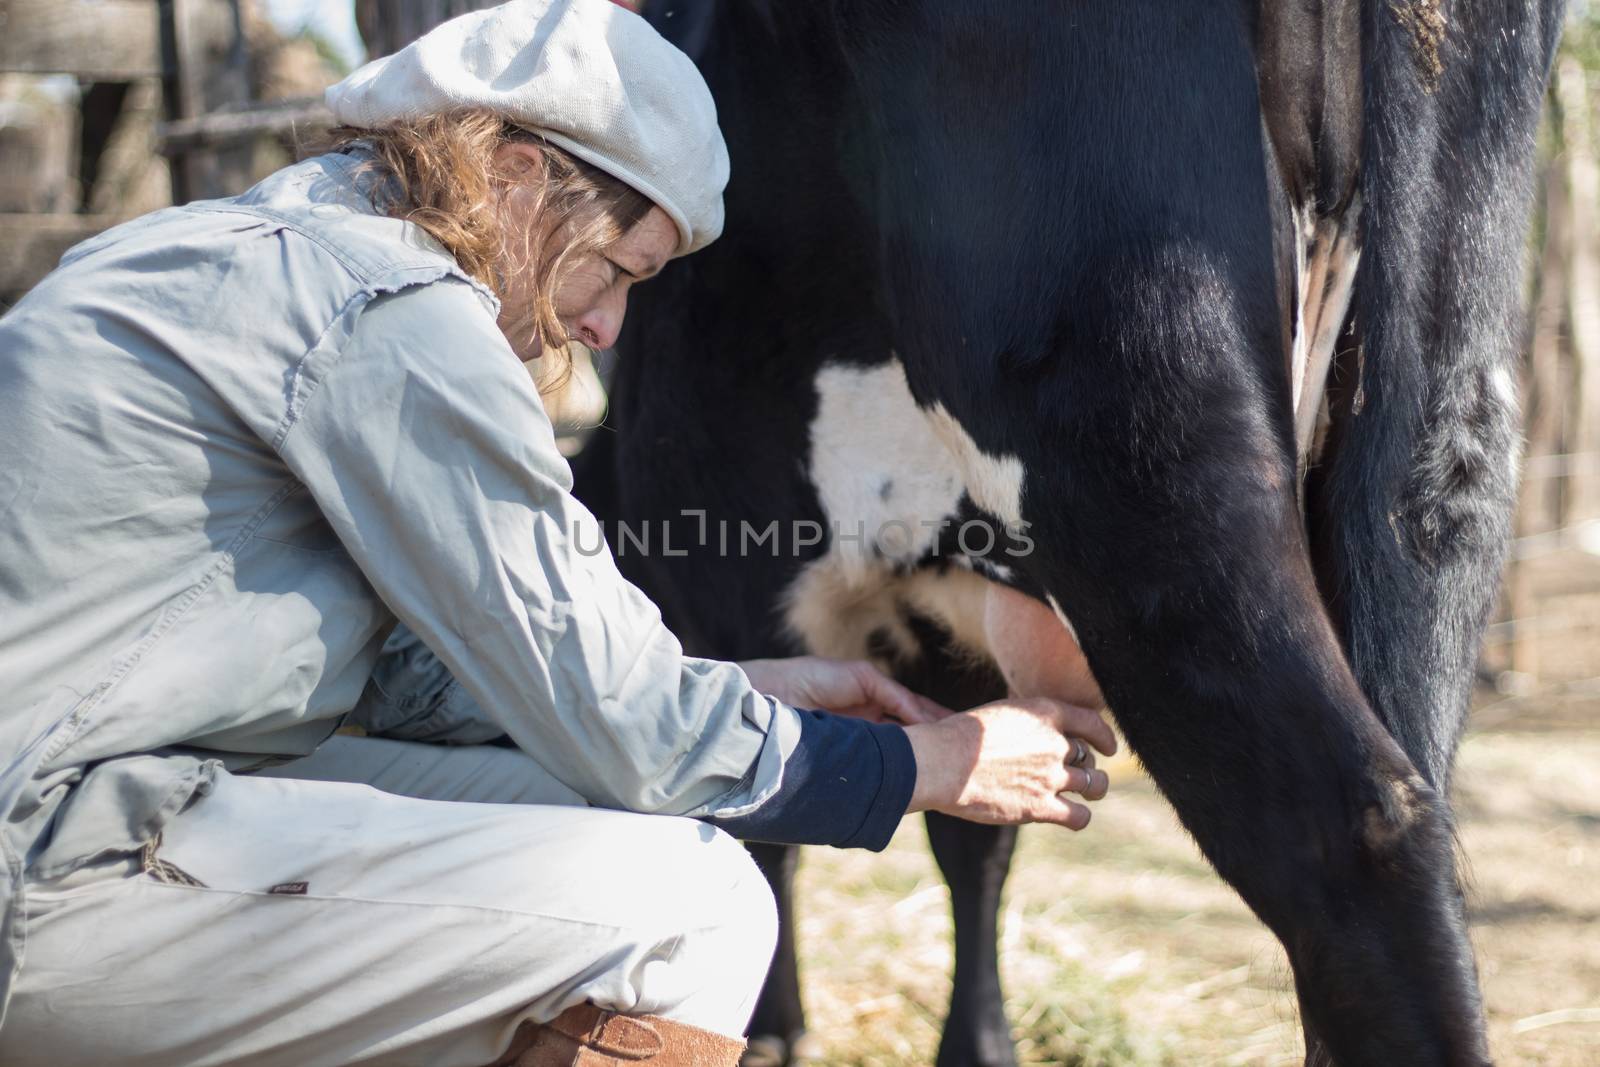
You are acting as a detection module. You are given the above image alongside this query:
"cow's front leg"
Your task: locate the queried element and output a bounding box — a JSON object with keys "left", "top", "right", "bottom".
{"left": 743, "top": 843, "right": 808, "bottom": 1067}
{"left": 926, "top": 814, "right": 1019, "bottom": 1067}
{"left": 973, "top": 305, "right": 1484, "bottom": 1065}
{"left": 1025, "top": 423, "right": 1483, "bottom": 1066}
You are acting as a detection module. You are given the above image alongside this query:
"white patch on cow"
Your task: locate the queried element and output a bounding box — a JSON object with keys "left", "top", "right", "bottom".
{"left": 783, "top": 555, "right": 914, "bottom": 664}
{"left": 808, "top": 360, "right": 965, "bottom": 580}
{"left": 900, "top": 566, "right": 994, "bottom": 657}
{"left": 782, "top": 552, "right": 993, "bottom": 670}
{"left": 790, "top": 356, "right": 1083, "bottom": 704}
{"left": 790, "top": 357, "right": 1030, "bottom": 675}
{"left": 924, "top": 403, "right": 1026, "bottom": 526}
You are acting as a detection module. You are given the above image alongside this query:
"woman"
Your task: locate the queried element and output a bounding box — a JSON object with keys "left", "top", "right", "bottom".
{"left": 0, "top": 2, "right": 1113, "bottom": 1064}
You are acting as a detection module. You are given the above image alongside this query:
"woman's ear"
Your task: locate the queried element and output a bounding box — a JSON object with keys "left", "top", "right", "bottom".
{"left": 492, "top": 141, "right": 548, "bottom": 182}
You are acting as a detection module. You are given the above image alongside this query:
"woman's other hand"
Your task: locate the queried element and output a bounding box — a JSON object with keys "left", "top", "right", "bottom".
{"left": 736, "top": 656, "right": 951, "bottom": 726}
{"left": 905, "top": 697, "right": 1116, "bottom": 829}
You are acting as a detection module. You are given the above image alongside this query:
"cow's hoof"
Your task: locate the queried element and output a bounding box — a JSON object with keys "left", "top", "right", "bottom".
{"left": 935, "top": 1033, "right": 1019, "bottom": 1067}
{"left": 741, "top": 1030, "right": 823, "bottom": 1067}
{"left": 789, "top": 1031, "right": 825, "bottom": 1063}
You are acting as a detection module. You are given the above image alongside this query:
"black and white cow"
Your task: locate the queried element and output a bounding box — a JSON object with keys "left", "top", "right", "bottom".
{"left": 575, "top": 2, "right": 1564, "bottom": 1065}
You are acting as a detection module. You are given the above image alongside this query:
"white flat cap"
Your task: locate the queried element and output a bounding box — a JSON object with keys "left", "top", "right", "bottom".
{"left": 325, "top": 0, "right": 728, "bottom": 255}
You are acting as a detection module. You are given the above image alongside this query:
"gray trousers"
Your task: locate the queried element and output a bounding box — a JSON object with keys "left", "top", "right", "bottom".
{"left": 0, "top": 737, "right": 779, "bottom": 1067}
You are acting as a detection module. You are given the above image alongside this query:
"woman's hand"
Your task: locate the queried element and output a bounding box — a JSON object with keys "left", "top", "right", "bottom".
{"left": 737, "top": 656, "right": 951, "bottom": 726}
{"left": 905, "top": 697, "right": 1116, "bottom": 829}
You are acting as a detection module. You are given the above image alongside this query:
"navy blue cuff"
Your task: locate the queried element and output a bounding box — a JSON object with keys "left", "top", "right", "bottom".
{"left": 705, "top": 710, "right": 917, "bottom": 851}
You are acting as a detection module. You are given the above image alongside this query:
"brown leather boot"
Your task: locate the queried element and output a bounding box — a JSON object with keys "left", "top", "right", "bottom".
{"left": 491, "top": 1003, "right": 747, "bottom": 1066}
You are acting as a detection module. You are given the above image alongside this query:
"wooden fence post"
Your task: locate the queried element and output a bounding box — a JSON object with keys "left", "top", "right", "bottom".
{"left": 1560, "top": 57, "right": 1600, "bottom": 526}
{"left": 160, "top": 0, "right": 254, "bottom": 202}
{"left": 353, "top": 1, "right": 504, "bottom": 60}
{"left": 1523, "top": 135, "right": 1570, "bottom": 537}
{"left": 1509, "top": 94, "right": 1573, "bottom": 682}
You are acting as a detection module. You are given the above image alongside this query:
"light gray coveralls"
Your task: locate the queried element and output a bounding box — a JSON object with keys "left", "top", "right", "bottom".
{"left": 0, "top": 150, "right": 912, "bottom": 1066}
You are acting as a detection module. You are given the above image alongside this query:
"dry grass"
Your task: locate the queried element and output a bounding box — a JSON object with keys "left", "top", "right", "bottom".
{"left": 793, "top": 545, "right": 1600, "bottom": 1067}
{"left": 794, "top": 729, "right": 1600, "bottom": 1066}
{"left": 795, "top": 754, "right": 1292, "bottom": 1067}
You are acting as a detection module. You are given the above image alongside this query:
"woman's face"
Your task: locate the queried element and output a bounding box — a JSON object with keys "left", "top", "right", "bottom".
{"left": 552, "top": 206, "right": 677, "bottom": 351}
{"left": 491, "top": 142, "right": 678, "bottom": 359}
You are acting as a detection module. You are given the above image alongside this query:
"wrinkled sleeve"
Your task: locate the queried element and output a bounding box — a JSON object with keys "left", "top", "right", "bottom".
{"left": 354, "top": 622, "right": 916, "bottom": 848}
{"left": 349, "top": 622, "right": 507, "bottom": 746}
{"left": 275, "top": 278, "right": 913, "bottom": 843}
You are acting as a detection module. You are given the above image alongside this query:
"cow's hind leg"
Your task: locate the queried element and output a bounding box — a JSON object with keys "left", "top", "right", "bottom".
{"left": 926, "top": 815, "right": 1019, "bottom": 1067}
{"left": 890, "top": 623, "right": 1019, "bottom": 1067}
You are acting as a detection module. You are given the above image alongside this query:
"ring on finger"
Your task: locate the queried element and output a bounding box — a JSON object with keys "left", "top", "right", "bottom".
{"left": 1067, "top": 739, "right": 1090, "bottom": 768}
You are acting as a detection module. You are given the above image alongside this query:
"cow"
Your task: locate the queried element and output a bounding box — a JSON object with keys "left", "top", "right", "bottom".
{"left": 572, "top": 2, "right": 1565, "bottom": 1065}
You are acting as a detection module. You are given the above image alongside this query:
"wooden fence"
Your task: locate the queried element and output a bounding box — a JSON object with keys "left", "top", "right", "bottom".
{"left": 1497, "top": 55, "right": 1600, "bottom": 695}
{"left": 0, "top": 0, "right": 270, "bottom": 304}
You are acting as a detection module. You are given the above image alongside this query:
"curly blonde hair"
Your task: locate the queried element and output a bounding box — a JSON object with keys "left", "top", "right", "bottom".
{"left": 327, "top": 108, "right": 656, "bottom": 364}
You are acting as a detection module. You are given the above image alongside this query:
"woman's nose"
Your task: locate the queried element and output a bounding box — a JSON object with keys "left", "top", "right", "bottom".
{"left": 572, "top": 289, "right": 627, "bottom": 350}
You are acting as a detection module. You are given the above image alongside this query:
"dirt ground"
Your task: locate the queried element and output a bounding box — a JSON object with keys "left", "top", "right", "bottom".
{"left": 792, "top": 547, "right": 1600, "bottom": 1066}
